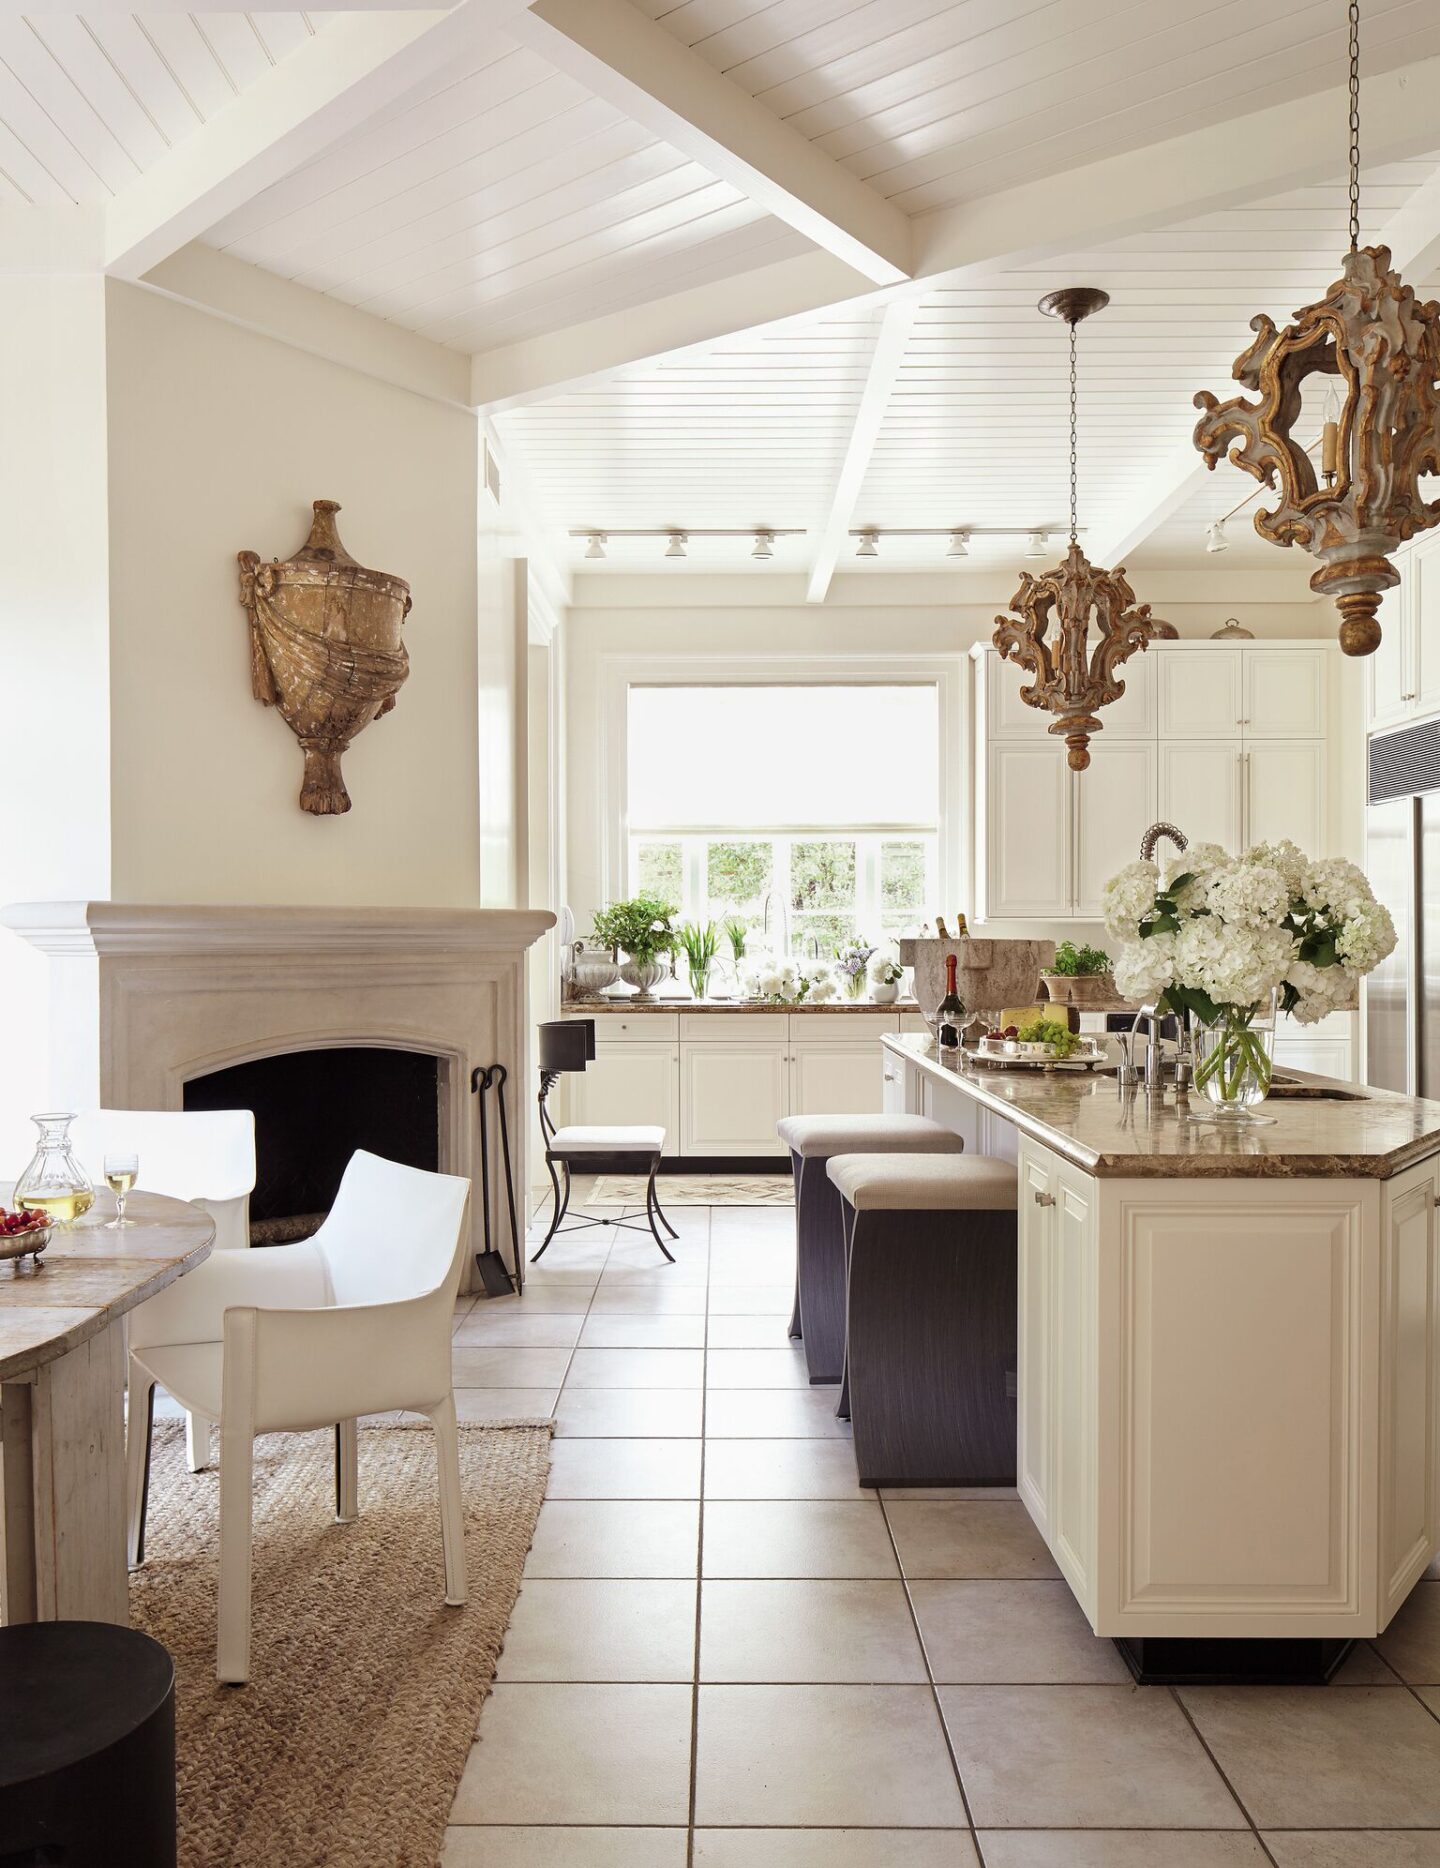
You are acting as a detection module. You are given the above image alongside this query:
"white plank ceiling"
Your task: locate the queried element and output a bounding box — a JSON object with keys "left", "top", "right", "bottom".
{"left": 205, "top": 36, "right": 808, "bottom": 350}
{"left": 640, "top": 0, "right": 1440, "bottom": 212}
{"left": 496, "top": 156, "right": 1440, "bottom": 574}
{"left": 0, "top": 12, "right": 329, "bottom": 205}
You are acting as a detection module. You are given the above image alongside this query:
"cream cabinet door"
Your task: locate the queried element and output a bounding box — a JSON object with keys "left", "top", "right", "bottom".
{"left": 1380, "top": 1158, "right": 1440, "bottom": 1621}
{"left": 1017, "top": 1145, "right": 1056, "bottom": 1541}
{"left": 1074, "top": 743, "right": 1158, "bottom": 918}
{"left": 1244, "top": 740, "right": 1324, "bottom": 852}
{"left": 569, "top": 1042, "right": 679, "bottom": 1144}
{"left": 790, "top": 1041, "right": 885, "bottom": 1119}
{"left": 1368, "top": 566, "right": 1413, "bottom": 733}
{"left": 984, "top": 742, "right": 1071, "bottom": 919}
{"left": 682, "top": 1042, "right": 788, "bottom": 1156}
{"left": 1244, "top": 649, "right": 1327, "bottom": 738}
{"left": 1157, "top": 651, "right": 1241, "bottom": 739}
{"left": 1411, "top": 532, "right": 1440, "bottom": 718}
{"left": 1051, "top": 1163, "right": 1098, "bottom": 1615}
{"left": 1158, "top": 741, "right": 1242, "bottom": 851}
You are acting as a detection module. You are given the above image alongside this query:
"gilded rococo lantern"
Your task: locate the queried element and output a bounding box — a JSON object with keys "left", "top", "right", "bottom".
{"left": 993, "top": 288, "right": 1176, "bottom": 773}
{"left": 1193, "top": 1, "right": 1440, "bottom": 657}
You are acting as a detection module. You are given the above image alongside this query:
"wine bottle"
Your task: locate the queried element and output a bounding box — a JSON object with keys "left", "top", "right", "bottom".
{"left": 938, "top": 951, "right": 965, "bottom": 1051}
{"left": 935, "top": 916, "right": 949, "bottom": 938}
{"left": 954, "top": 912, "right": 969, "bottom": 938}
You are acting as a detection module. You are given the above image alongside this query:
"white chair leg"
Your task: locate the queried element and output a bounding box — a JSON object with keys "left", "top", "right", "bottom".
{"left": 186, "top": 1409, "right": 212, "bottom": 1472}
{"left": 216, "top": 1419, "right": 255, "bottom": 1685}
{"left": 335, "top": 1418, "right": 359, "bottom": 1523}
{"left": 429, "top": 1393, "right": 468, "bottom": 1607}
{"left": 126, "top": 1364, "right": 155, "bottom": 1571}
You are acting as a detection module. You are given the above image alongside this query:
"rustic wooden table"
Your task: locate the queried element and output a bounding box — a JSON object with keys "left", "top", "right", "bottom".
{"left": 0, "top": 1186, "right": 214, "bottom": 1626}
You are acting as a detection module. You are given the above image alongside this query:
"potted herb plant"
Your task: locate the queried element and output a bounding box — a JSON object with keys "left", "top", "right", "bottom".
{"left": 1040, "top": 940, "right": 1116, "bottom": 1010}
{"left": 676, "top": 920, "right": 719, "bottom": 1000}
{"left": 590, "top": 895, "right": 678, "bottom": 1001}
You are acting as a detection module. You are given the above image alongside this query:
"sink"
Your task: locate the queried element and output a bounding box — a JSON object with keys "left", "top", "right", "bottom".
{"left": 1267, "top": 1077, "right": 1370, "bottom": 1102}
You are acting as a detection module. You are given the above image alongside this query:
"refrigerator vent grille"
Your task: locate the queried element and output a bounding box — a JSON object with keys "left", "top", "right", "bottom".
{"left": 1370, "top": 720, "right": 1440, "bottom": 803}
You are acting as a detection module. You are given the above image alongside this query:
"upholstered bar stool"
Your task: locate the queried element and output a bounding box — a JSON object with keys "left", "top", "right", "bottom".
{"left": 776, "top": 1113, "right": 967, "bottom": 1384}
{"left": 827, "top": 1151, "right": 1019, "bottom": 1488}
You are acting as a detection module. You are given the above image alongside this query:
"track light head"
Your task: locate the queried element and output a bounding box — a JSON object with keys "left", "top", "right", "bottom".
{"left": 1205, "top": 520, "right": 1229, "bottom": 554}
{"left": 585, "top": 533, "right": 607, "bottom": 559}
{"left": 752, "top": 530, "right": 775, "bottom": 560}
{"left": 1024, "top": 531, "right": 1047, "bottom": 559}
{"left": 665, "top": 532, "right": 687, "bottom": 558}
{"left": 855, "top": 531, "right": 879, "bottom": 558}
{"left": 947, "top": 530, "right": 970, "bottom": 558}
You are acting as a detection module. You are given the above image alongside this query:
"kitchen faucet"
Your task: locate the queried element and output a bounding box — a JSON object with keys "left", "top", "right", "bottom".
{"left": 1139, "top": 821, "right": 1188, "bottom": 863}
{"left": 761, "top": 890, "right": 791, "bottom": 958}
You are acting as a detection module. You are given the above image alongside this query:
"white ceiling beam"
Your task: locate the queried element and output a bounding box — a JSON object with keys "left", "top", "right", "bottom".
{"left": 806, "top": 299, "right": 919, "bottom": 605}
{"left": 469, "top": 54, "right": 1440, "bottom": 411}
{"left": 471, "top": 249, "right": 882, "bottom": 411}
{"left": 104, "top": 1, "right": 532, "bottom": 281}
{"left": 1087, "top": 454, "right": 1213, "bottom": 572}
{"left": 507, "top": 0, "right": 912, "bottom": 286}
{"left": 1381, "top": 162, "right": 1440, "bottom": 284}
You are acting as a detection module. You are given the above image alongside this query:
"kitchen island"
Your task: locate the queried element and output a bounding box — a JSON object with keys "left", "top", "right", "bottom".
{"left": 882, "top": 1032, "right": 1440, "bottom": 1683}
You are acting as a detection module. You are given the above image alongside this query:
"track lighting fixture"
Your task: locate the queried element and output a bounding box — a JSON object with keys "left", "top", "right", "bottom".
{"left": 1205, "top": 520, "right": 1229, "bottom": 554}
{"left": 584, "top": 533, "right": 607, "bottom": 559}
{"left": 947, "top": 530, "right": 970, "bottom": 558}
{"left": 665, "top": 533, "right": 687, "bottom": 558}
{"left": 1024, "top": 532, "right": 1047, "bottom": 559}
{"left": 752, "top": 531, "right": 775, "bottom": 560}
{"left": 856, "top": 532, "right": 879, "bottom": 558}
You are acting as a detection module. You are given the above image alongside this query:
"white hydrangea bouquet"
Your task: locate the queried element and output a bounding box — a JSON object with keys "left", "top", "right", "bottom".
{"left": 1101, "top": 840, "right": 1395, "bottom": 1113}
{"left": 740, "top": 954, "right": 836, "bottom": 1005}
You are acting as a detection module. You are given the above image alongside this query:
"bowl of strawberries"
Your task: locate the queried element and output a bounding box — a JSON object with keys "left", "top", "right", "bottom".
{"left": 0, "top": 1206, "right": 52, "bottom": 1263}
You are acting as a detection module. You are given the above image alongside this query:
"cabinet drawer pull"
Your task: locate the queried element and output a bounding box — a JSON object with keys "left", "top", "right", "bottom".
{"left": 1034, "top": 1191, "right": 1056, "bottom": 1207}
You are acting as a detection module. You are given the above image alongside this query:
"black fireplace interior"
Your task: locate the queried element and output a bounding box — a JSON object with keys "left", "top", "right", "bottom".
{"left": 184, "top": 1046, "right": 440, "bottom": 1243}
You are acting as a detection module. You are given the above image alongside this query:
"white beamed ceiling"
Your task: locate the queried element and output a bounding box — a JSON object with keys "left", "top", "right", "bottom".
{"left": 0, "top": 12, "right": 331, "bottom": 205}
{"left": 495, "top": 157, "right": 1440, "bottom": 573}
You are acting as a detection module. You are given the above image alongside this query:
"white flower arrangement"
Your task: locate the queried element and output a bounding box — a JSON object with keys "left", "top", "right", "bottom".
{"left": 1102, "top": 838, "right": 1396, "bottom": 1029}
{"left": 741, "top": 955, "right": 812, "bottom": 1004}
{"left": 869, "top": 951, "right": 904, "bottom": 986}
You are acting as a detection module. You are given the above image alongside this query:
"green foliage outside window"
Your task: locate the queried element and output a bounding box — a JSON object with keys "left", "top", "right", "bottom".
{"left": 790, "top": 840, "right": 855, "bottom": 912}
{"left": 635, "top": 841, "right": 683, "bottom": 906}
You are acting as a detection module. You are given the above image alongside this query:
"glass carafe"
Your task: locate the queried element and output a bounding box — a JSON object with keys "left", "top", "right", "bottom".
{"left": 15, "top": 1113, "right": 95, "bottom": 1225}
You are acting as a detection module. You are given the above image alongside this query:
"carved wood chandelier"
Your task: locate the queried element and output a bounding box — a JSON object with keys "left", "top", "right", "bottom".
{"left": 993, "top": 288, "right": 1176, "bottom": 773}
{"left": 1193, "top": 1, "right": 1440, "bottom": 657}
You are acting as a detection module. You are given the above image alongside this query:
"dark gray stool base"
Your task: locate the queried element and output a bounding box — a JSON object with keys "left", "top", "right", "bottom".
{"left": 790, "top": 1150, "right": 848, "bottom": 1383}
{"left": 0, "top": 1620, "right": 176, "bottom": 1868}
{"left": 843, "top": 1203, "right": 1018, "bottom": 1488}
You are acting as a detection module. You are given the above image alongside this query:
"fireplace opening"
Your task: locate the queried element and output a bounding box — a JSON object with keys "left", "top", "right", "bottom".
{"left": 184, "top": 1046, "right": 441, "bottom": 1244}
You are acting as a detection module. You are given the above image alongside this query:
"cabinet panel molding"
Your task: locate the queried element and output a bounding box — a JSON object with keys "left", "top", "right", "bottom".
{"left": 1380, "top": 1162, "right": 1440, "bottom": 1620}
{"left": 1117, "top": 1197, "right": 1369, "bottom": 1620}
{"left": 681, "top": 1042, "right": 788, "bottom": 1156}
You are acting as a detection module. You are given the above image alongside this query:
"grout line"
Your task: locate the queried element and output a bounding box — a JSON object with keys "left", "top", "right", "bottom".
{"left": 877, "top": 1488, "right": 987, "bottom": 1865}
{"left": 1168, "top": 1685, "right": 1279, "bottom": 1866}
{"left": 687, "top": 1203, "right": 712, "bottom": 1868}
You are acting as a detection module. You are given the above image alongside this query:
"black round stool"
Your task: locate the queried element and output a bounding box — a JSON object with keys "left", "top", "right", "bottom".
{"left": 0, "top": 1621, "right": 176, "bottom": 1867}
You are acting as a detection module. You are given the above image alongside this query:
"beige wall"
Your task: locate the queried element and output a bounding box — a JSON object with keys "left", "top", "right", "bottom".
{"left": 561, "top": 572, "right": 1362, "bottom": 935}
{"left": 104, "top": 281, "right": 483, "bottom": 907}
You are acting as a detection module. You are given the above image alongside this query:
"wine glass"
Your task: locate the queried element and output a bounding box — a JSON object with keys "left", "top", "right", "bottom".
{"left": 104, "top": 1152, "right": 139, "bottom": 1229}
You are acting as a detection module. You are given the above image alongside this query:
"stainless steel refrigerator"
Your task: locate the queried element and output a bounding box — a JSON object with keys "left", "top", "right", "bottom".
{"left": 1366, "top": 719, "right": 1440, "bottom": 1093}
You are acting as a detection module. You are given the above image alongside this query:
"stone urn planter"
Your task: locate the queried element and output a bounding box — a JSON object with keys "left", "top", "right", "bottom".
{"left": 898, "top": 937, "right": 1056, "bottom": 1030}
{"left": 619, "top": 957, "right": 667, "bottom": 1000}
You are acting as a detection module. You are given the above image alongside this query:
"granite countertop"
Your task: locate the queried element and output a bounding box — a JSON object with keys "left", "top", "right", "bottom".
{"left": 884, "top": 1033, "right": 1440, "bottom": 1181}
{"left": 565, "top": 997, "right": 921, "bottom": 1014}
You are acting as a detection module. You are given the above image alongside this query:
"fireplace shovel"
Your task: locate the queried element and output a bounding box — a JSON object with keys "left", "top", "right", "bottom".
{"left": 470, "top": 1063, "right": 523, "bottom": 1298}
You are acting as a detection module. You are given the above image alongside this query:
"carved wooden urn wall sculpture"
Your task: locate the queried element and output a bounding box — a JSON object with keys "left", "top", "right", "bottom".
{"left": 238, "top": 500, "right": 411, "bottom": 815}
{"left": 1192, "top": 1, "right": 1440, "bottom": 657}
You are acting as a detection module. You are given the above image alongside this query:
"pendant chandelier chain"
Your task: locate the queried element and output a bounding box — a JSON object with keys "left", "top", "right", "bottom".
{"left": 1348, "top": 0, "right": 1361, "bottom": 251}
{"left": 1068, "top": 318, "right": 1079, "bottom": 545}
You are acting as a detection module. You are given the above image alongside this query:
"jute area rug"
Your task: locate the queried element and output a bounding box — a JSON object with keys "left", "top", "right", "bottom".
{"left": 130, "top": 1417, "right": 550, "bottom": 1868}
{"left": 587, "top": 1173, "right": 794, "bottom": 1206}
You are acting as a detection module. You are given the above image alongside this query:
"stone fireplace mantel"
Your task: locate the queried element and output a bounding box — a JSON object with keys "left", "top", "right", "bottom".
{"left": 4, "top": 902, "right": 555, "bottom": 1291}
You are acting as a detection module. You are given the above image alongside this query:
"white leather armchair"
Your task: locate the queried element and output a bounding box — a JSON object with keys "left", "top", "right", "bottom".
{"left": 73, "top": 1108, "right": 256, "bottom": 1474}
{"left": 126, "top": 1149, "right": 471, "bottom": 1684}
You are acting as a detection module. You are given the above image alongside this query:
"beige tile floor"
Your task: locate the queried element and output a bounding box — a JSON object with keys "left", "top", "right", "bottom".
{"left": 423, "top": 1198, "right": 1440, "bottom": 1866}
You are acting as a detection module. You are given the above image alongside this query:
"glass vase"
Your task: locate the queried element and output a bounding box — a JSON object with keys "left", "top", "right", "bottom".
{"left": 687, "top": 961, "right": 712, "bottom": 1001}
{"left": 15, "top": 1112, "right": 95, "bottom": 1225}
{"left": 1190, "top": 995, "right": 1278, "bottom": 1120}
{"left": 844, "top": 971, "right": 866, "bottom": 1000}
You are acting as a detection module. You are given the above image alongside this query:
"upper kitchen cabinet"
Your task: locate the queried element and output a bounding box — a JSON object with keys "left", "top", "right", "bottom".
{"left": 1367, "top": 532, "right": 1440, "bottom": 734}
{"left": 1157, "top": 647, "right": 1328, "bottom": 740}
{"left": 973, "top": 642, "right": 1334, "bottom": 923}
